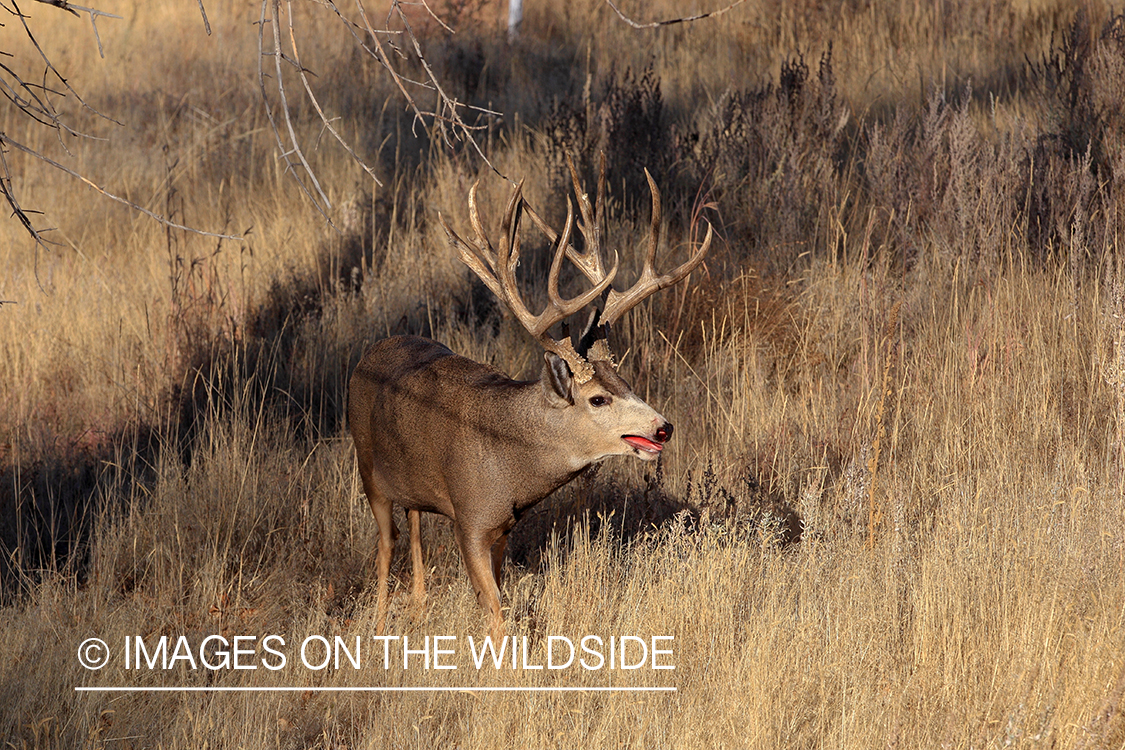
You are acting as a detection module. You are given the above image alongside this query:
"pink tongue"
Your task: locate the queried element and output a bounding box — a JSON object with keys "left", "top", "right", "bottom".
{"left": 623, "top": 435, "right": 663, "bottom": 452}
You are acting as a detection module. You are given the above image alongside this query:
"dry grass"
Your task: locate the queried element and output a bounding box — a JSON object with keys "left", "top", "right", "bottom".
{"left": 3, "top": 0, "right": 1125, "bottom": 747}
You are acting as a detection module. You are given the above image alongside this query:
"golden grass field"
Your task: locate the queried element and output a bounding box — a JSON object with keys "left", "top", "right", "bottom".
{"left": 2, "top": 0, "right": 1125, "bottom": 746}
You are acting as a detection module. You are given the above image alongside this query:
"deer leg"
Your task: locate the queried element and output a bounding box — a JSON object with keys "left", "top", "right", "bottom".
{"left": 490, "top": 532, "right": 510, "bottom": 591}
{"left": 358, "top": 462, "right": 398, "bottom": 636}
{"left": 408, "top": 509, "right": 427, "bottom": 616}
{"left": 455, "top": 523, "right": 506, "bottom": 640}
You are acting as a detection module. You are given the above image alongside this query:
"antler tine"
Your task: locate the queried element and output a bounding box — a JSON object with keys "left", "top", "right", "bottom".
{"left": 522, "top": 154, "right": 610, "bottom": 288}
{"left": 562, "top": 153, "right": 609, "bottom": 285}
{"left": 467, "top": 182, "right": 497, "bottom": 272}
{"left": 522, "top": 157, "right": 710, "bottom": 330}
{"left": 643, "top": 168, "right": 662, "bottom": 272}
{"left": 545, "top": 197, "right": 574, "bottom": 305}
{"left": 497, "top": 179, "right": 526, "bottom": 314}
{"left": 599, "top": 171, "right": 713, "bottom": 327}
{"left": 540, "top": 199, "right": 620, "bottom": 337}
{"left": 528, "top": 197, "right": 621, "bottom": 339}
{"left": 595, "top": 150, "right": 607, "bottom": 242}
{"left": 441, "top": 183, "right": 505, "bottom": 304}
{"left": 445, "top": 177, "right": 619, "bottom": 369}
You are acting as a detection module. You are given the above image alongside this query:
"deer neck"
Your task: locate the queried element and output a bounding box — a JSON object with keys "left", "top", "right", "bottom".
{"left": 482, "top": 381, "right": 597, "bottom": 499}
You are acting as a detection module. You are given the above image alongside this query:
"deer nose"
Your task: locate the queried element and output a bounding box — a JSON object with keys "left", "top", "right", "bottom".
{"left": 654, "top": 422, "right": 673, "bottom": 443}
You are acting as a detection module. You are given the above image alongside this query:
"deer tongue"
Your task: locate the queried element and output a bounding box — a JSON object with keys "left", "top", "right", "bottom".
{"left": 622, "top": 435, "right": 663, "bottom": 453}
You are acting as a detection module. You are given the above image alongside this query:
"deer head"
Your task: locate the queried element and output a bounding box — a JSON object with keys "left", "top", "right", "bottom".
{"left": 437, "top": 154, "right": 712, "bottom": 462}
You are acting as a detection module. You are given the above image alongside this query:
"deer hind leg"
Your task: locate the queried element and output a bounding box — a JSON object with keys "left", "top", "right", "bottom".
{"left": 408, "top": 509, "right": 427, "bottom": 617}
{"left": 455, "top": 523, "right": 506, "bottom": 641}
{"left": 358, "top": 464, "right": 398, "bottom": 636}
{"left": 490, "top": 532, "right": 510, "bottom": 591}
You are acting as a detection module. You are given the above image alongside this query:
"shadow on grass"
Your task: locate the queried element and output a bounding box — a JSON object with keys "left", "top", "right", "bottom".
{"left": 509, "top": 459, "right": 802, "bottom": 575}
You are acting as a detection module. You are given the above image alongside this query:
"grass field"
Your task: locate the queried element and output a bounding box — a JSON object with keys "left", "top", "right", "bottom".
{"left": 2, "top": 0, "right": 1125, "bottom": 746}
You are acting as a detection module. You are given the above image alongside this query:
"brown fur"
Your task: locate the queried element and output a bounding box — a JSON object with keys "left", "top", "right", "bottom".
{"left": 348, "top": 335, "right": 669, "bottom": 637}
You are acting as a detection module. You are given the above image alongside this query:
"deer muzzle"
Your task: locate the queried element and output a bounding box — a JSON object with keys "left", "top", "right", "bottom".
{"left": 622, "top": 421, "right": 673, "bottom": 455}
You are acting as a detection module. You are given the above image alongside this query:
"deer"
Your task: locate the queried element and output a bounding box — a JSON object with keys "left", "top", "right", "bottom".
{"left": 348, "top": 156, "right": 712, "bottom": 638}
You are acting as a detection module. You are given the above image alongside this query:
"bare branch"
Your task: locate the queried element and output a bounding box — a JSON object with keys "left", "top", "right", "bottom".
{"left": 351, "top": 0, "right": 441, "bottom": 135}
{"left": 21, "top": 2, "right": 123, "bottom": 58}
{"left": 416, "top": 0, "right": 455, "bottom": 35}
{"left": 1, "top": 133, "right": 245, "bottom": 243}
{"left": 254, "top": 0, "right": 511, "bottom": 223}
{"left": 0, "top": 59, "right": 72, "bottom": 130}
{"left": 602, "top": 0, "right": 749, "bottom": 29}
{"left": 2, "top": 0, "right": 237, "bottom": 248}
{"left": 72, "top": 5, "right": 124, "bottom": 57}
{"left": 5, "top": 0, "right": 118, "bottom": 124}
{"left": 284, "top": 0, "right": 382, "bottom": 188}
{"left": 0, "top": 140, "right": 51, "bottom": 247}
{"left": 258, "top": 0, "right": 748, "bottom": 215}
{"left": 386, "top": 0, "right": 507, "bottom": 178}
{"left": 196, "top": 0, "right": 212, "bottom": 35}
{"left": 257, "top": 0, "right": 333, "bottom": 218}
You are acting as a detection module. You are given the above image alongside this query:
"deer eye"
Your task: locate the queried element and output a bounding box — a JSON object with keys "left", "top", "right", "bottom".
{"left": 589, "top": 395, "right": 611, "bottom": 407}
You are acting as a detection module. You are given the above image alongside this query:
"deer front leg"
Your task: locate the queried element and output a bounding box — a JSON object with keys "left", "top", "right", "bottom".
{"left": 455, "top": 523, "right": 506, "bottom": 640}
{"left": 358, "top": 465, "right": 398, "bottom": 636}
{"left": 408, "top": 509, "right": 427, "bottom": 616}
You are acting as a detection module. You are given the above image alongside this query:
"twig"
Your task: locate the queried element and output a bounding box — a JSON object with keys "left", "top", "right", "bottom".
{"left": 353, "top": 0, "right": 444, "bottom": 137}
{"left": 390, "top": 0, "right": 501, "bottom": 175}
{"left": 63, "top": 4, "right": 124, "bottom": 57}
{"left": 1, "top": 133, "right": 245, "bottom": 242}
{"left": 196, "top": 0, "right": 211, "bottom": 35}
{"left": 256, "top": 0, "right": 510, "bottom": 222}
{"left": 285, "top": 0, "right": 382, "bottom": 187}
{"left": 603, "top": 0, "right": 749, "bottom": 29}
{"left": 258, "top": 0, "right": 333, "bottom": 218}
{"left": 0, "top": 141, "right": 51, "bottom": 246}
{"left": 3, "top": 0, "right": 238, "bottom": 249}
{"left": 7, "top": 0, "right": 119, "bottom": 127}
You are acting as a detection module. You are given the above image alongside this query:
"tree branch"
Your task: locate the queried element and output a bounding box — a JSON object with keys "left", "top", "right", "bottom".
{"left": 1, "top": 133, "right": 244, "bottom": 243}
{"left": 2, "top": 0, "right": 237, "bottom": 250}
{"left": 602, "top": 0, "right": 749, "bottom": 29}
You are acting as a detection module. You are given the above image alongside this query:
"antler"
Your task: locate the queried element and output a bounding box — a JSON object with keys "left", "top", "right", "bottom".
{"left": 525, "top": 153, "right": 713, "bottom": 330}
{"left": 438, "top": 180, "right": 619, "bottom": 380}
{"left": 600, "top": 169, "right": 713, "bottom": 326}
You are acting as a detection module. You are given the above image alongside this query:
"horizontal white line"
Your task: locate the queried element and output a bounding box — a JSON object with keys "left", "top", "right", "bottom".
{"left": 76, "top": 686, "right": 676, "bottom": 693}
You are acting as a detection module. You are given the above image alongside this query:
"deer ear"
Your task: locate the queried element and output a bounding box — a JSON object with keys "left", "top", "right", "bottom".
{"left": 542, "top": 351, "right": 575, "bottom": 407}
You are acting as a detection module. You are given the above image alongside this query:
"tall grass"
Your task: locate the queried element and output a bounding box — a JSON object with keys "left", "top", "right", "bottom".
{"left": 2, "top": 0, "right": 1125, "bottom": 746}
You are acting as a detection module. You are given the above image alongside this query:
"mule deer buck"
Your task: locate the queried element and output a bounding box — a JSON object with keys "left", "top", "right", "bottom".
{"left": 349, "top": 157, "right": 712, "bottom": 637}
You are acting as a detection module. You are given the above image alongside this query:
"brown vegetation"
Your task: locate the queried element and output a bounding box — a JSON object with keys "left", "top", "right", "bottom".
{"left": 1, "top": 0, "right": 1124, "bottom": 746}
